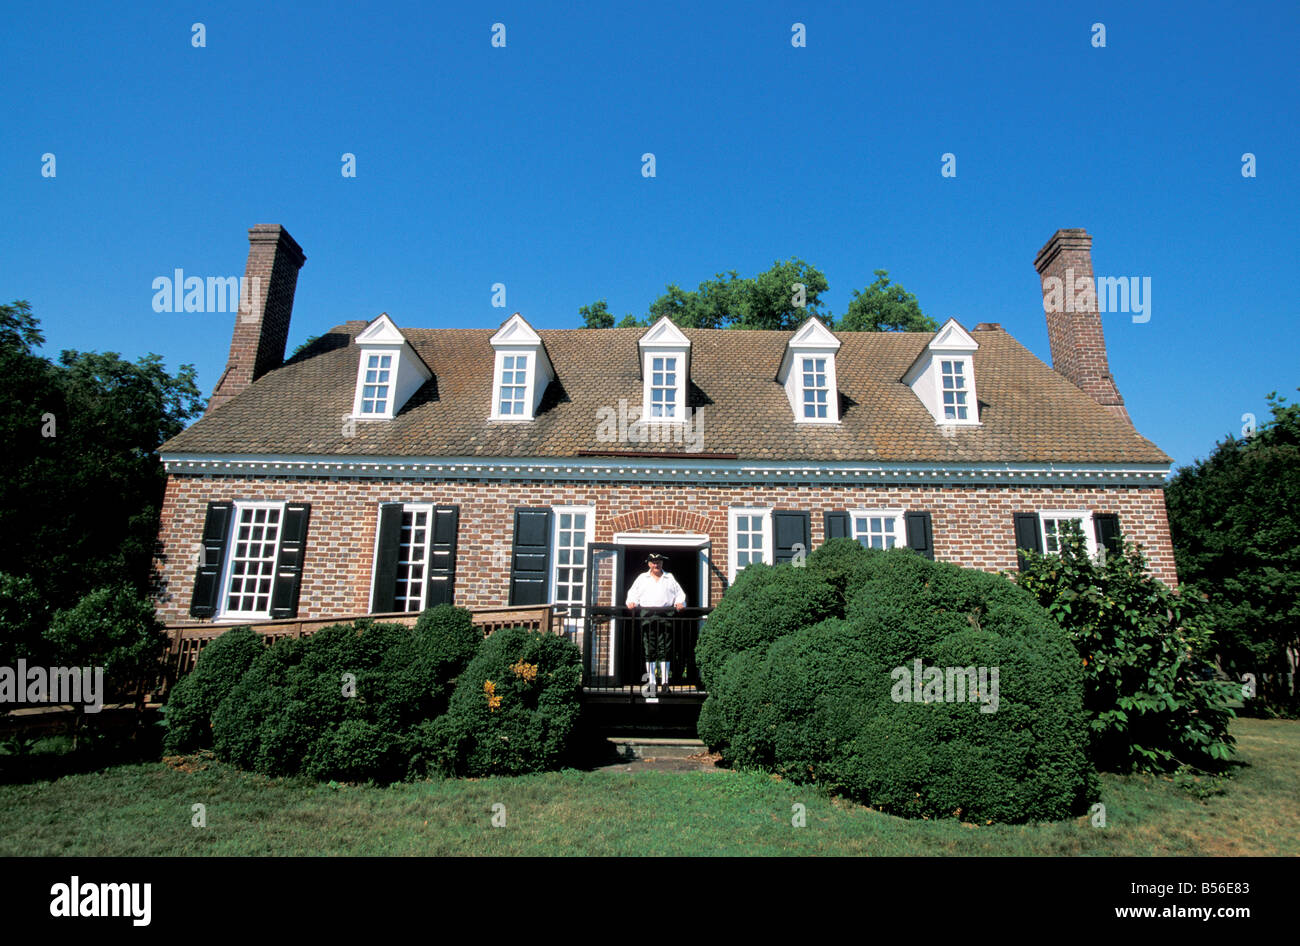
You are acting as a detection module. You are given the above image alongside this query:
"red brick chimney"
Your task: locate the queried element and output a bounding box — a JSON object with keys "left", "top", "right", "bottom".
{"left": 207, "top": 224, "right": 306, "bottom": 414}
{"left": 1033, "top": 228, "right": 1129, "bottom": 422}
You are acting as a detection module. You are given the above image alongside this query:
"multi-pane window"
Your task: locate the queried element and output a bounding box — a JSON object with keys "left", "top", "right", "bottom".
{"left": 361, "top": 353, "right": 393, "bottom": 414}
{"left": 1041, "top": 512, "right": 1093, "bottom": 556}
{"left": 394, "top": 507, "right": 430, "bottom": 612}
{"left": 735, "top": 515, "right": 765, "bottom": 568}
{"left": 498, "top": 354, "right": 528, "bottom": 416}
{"left": 852, "top": 511, "right": 901, "bottom": 550}
{"left": 940, "top": 360, "right": 969, "bottom": 421}
{"left": 728, "top": 508, "right": 772, "bottom": 581}
{"left": 222, "top": 504, "right": 283, "bottom": 617}
{"left": 553, "top": 510, "right": 589, "bottom": 608}
{"left": 802, "top": 357, "right": 829, "bottom": 419}
{"left": 650, "top": 356, "right": 677, "bottom": 418}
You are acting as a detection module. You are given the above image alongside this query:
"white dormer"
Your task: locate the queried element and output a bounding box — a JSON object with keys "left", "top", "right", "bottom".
{"left": 777, "top": 316, "right": 842, "bottom": 424}
{"left": 489, "top": 313, "right": 554, "bottom": 421}
{"left": 901, "top": 317, "right": 980, "bottom": 426}
{"left": 637, "top": 316, "right": 691, "bottom": 423}
{"left": 350, "top": 313, "right": 433, "bottom": 420}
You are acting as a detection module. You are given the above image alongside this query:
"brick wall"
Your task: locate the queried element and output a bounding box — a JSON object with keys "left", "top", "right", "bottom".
{"left": 152, "top": 474, "right": 1178, "bottom": 623}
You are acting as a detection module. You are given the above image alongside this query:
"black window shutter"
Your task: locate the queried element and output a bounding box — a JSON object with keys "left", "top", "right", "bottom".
{"left": 425, "top": 505, "right": 460, "bottom": 607}
{"left": 773, "top": 511, "right": 811, "bottom": 564}
{"left": 1093, "top": 513, "right": 1122, "bottom": 559}
{"left": 270, "top": 503, "right": 311, "bottom": 619}
{"left": 1013, "top": 512, "right": 1042, "bottom": 571}
{"left": 370, "top": 503, "right": 404, "bottom": 613}
{"left": 509, "top": 507, "right": 553, "bottom": 605}
{"left": 823, "top": 510, "right": 850, "bottom": 542}
{"left": 189, "top": 501, "right": 234, "bottom": 618}
{"left": 904, "top": 511, "right": 935, "bottom": 560}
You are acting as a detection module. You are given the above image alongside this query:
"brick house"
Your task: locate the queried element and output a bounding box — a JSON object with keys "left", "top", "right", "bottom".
{"left": 151, "top": 225, "right": 1175, "bottom": 668}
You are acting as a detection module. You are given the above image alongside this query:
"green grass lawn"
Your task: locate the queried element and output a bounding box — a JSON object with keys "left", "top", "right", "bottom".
{"left": 1, "top": 717, "right": 1295, "bottom": 856}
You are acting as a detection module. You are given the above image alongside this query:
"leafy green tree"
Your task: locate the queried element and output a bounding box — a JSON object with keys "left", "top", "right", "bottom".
{"left": 645, "top": 260, "right": 830, "bottom": 330}
{"left": 579, "top": 300, "right": 614, "bottom": 328}
{"left": 580, "top": 299, "right": 642, "bottom": 329}
{"left": 582, "top": 261, "right": 932, "bottom": 332}
{"left": 1016, "top": 522, "right": 1237, "bottom": 772}
{"left": 0, "top": 301, "right": 205, "bottom": 606}
{"left": 1166, "top": 390, "right": 1300, "bottom": 712}
{"left": 44, "top": 585, "right": 169, "bottom": 743}
{"left": 839, "top": 270, "right": 938, "bottom": 332}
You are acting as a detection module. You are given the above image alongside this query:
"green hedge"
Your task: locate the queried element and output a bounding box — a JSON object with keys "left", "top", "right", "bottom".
{"left": 162, "top": 625, "right": 263, "bottom": 754}
{"left": 429, "top": 626, "right": 583, "bottom": 778}
{"left": 701, "top": 546, "right": 1095, "bottom": 822}
{"left": 695, "top": 562, "right": 839, "bottom": 693}
{"left": 210, "top": 606, "right": 483, "bottom": 783}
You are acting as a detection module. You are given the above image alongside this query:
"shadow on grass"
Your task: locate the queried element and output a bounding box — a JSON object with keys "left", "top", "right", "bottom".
{"left": 0, "top": 718, "right": 164, "bottom": 785}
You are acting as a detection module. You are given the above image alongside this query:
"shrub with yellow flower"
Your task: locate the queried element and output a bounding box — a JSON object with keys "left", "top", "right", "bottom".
{"left": 509, "top": 660, "right": 539, "bottom": 684}
{"left": 483, "top": 679, "right": 502, "bottom": 712}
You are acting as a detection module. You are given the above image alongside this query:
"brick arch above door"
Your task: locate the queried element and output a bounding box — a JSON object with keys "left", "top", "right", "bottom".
{"left": 607, "top": 509, "right": 717, "bottom": 536}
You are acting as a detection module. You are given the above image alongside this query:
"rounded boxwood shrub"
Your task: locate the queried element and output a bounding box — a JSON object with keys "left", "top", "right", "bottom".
{"left": 162, "top": 625, "right": 264, "bottom": 754}
{"left": 211, "top": 608, "right": 484, "bottom": 782}
{"left": 709, "top": 548, "right": 1095, "bottom": 822}
{"left": 806, "top": 537, "right": 880, "bottom": 615}
{"left": 430, "top": 626, "right": 582, "bottom": 778}
{"left": 695, "top": 562, "right": 839, "bottom": 692}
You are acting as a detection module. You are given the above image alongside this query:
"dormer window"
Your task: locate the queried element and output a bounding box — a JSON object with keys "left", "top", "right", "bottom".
{"left": 650, "top": 355, "right": 679, "bottom": 418}
{"left": 361, "top": 353, "right": 393, "bottom": 414}
{"left": 498, "top": 354, "right": 529, "bottom": 416}
{"left": 490, "top": 313, "right": 554, "bottom": 422}
{"left": 778, "top": 317, "right": 840, "bottom": 424}
{"left": 350, "top": 313, "right": 434, "bottom": 421}
{"left": 940, "top": 359, "right": 969, "bottom": 420}
{"left": 902, "top": 318, "right": 980, "bottom": 427}
{"left": 638, "top": 317, "right": 691, "bottom": 424}
{"left": 801, "top": 356, "right": 830, "bottom": 419}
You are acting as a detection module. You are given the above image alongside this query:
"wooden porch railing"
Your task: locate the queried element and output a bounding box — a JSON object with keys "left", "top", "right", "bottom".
{"left": 159, "top": 604, "right": 561, "bottom": 692}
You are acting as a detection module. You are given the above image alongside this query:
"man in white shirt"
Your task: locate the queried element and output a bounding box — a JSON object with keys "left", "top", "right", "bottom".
{"left": 626, "top": 552, "right": 686, "bottom": 692}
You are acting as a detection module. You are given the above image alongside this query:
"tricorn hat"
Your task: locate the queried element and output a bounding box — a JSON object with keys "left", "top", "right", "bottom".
{"left": 646, "top": 552, "right": 667, "bottom": 564}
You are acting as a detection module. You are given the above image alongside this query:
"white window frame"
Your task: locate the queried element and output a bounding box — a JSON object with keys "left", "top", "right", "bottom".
{"left": 938, "top": 358, "right": 972, "bottom": 422}
{"left": 390, "top": 503, "right": 436, "bottom": 614}
{"left": 351, "top": 349, "right": 398, "bottom": 419}
{"left": 728, "top": 507, "right": 773, "bottom": 582}
{"left": 800, "top": 355, "right": 831, "bottom": 420}
{"left": 644, "top": 353, "right": 683, "bottom": 421}
{"left": 491, "top": 351, "right": 533, "bottom": 420}
{"left": 551, "top": 505, "right": 595, "bottom": 611}
{"left": 1039, "top": 509, "right": 1097, "bottom": 558}
{"left": 218, "top": 500, "right": 288, "bottom": 621}
{"left": 849, "top": 508, "right": 906, "bottom": 550}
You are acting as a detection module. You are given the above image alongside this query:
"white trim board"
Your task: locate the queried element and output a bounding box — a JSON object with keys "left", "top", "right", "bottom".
{"left": 161, "top": 452, "right": 1171, "bottom": 486}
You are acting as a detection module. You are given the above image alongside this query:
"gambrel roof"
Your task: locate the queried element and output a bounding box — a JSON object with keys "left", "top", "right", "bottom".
{"left": 161, "top": 321, "right": 1170, "bottom": 466}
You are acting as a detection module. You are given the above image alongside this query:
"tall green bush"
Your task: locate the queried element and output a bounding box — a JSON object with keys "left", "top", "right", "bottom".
{"left": 702, "top": 545, "right": 1095, "bottom": 822}
{"left": 211, "top": 609, "right": 484, "bottom": 782}
{"left": 695, "top": 562, "right": 839, "bottom": 692}
{"left": 162, "top": 625, "right": 263, "bottom": 754}
{"left": 1016, "top": 521, "right": 1236, "bottom": 772}
{"left": 430, "top": 627, "right": 582, "bottom": 778}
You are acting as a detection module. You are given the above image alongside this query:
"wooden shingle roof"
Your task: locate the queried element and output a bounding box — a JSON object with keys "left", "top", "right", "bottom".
{"left": 160, "top": 323, "right": 1170, "bottom": 465}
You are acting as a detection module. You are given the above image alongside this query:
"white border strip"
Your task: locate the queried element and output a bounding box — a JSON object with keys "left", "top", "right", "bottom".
{"left": 160, "top": 452, "right": 1171, "bottom": 486}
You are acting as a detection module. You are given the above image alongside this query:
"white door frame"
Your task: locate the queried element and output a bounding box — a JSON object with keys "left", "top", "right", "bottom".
{"left": 613, "top": 531, "right": 712, "bottom": 608}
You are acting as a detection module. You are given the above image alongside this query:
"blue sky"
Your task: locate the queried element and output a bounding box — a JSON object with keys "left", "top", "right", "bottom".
{"left": 3, "top": 1, "right": 1296, "bottom": 472}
